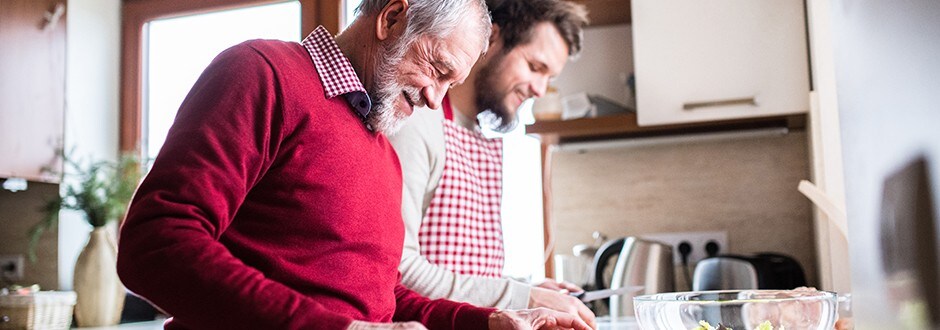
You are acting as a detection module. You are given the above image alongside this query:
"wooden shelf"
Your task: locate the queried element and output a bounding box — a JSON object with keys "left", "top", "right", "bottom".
{"left": 570, "top": 0, "right": 630, "bottom": 26}
{"left": 526, "top": 113, "right": 807, "bottom": 143}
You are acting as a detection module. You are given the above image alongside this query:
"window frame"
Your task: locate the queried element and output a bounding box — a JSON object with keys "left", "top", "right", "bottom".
{"left": 120, "top": 0, "right": 340, "bottom": 152}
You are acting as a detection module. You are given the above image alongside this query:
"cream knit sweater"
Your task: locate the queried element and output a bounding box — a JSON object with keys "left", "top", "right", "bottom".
{"left": 388, "top": 106, "right": 531, "bottom": 309}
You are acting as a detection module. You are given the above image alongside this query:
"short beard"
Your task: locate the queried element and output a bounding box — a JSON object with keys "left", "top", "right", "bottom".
{"left": 366, "top": 38, "right": 422, "bottom": 135}
{"left": 474, "top": 51, "right": 517, "bottom": 133}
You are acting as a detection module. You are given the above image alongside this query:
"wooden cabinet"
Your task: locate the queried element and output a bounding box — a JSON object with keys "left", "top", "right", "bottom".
{"left": 532, "top": 0, "right": 810, "bottom": 276}
{"left": 0, "top": 0, "right": 66, "bottom": 182}
{"left": 571, "top": 0, "right": 631, "bottom": 26}
{"left": 632, "top": 0, "right": 809, "bottom": 126}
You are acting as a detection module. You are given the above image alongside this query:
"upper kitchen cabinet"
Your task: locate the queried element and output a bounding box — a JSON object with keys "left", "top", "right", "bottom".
{"left": 0, "top": 0, "right": 66, "bottom": 182}
{"left": 632, "top": 0, "right": 810, "bottom": 126}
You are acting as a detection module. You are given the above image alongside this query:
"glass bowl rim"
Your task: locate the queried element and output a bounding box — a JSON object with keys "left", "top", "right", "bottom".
{"left": 633, "top": 289, "right": 839, "bottom": 304}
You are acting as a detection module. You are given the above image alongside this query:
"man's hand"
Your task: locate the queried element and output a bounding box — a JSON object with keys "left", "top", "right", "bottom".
{"left": 488, "top": 308, "right": 593, "bottom": 330}
{"left": 347, "top": 321, "right": 427, "bottom": 330}
{"left": 535, "top": 278, "right": 583, "bottom": 293}
{"left": 528, "top": 287, "right": 596, "bottom": 329}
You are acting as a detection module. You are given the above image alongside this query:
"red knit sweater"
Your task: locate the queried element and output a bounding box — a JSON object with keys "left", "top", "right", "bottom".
{"left": 116, "top": 40, "right": 494, "bottom": 330}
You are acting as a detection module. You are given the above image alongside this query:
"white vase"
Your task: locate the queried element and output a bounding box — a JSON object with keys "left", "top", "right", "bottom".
{"left": 73, "top": 227, "right": 126, "bottom": 326}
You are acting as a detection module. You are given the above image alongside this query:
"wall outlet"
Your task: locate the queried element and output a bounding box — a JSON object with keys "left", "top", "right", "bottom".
{"left": 640, "top": 231, "right": 729, "bottom": 265}
{"left": 0, "top": 254, "right": 25, "bottom": 281}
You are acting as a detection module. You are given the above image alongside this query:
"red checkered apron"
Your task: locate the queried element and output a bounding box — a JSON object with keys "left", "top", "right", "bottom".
{"left": 418, "top": 95, "right": 505, "bottom": 278}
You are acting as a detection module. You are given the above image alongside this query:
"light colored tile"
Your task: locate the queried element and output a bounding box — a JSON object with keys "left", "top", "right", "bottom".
{"left": 550, "top": 131, "right": 817, "bottom": 286}
{"left": 0, "top": 182, "right": 60, "bottom": 289}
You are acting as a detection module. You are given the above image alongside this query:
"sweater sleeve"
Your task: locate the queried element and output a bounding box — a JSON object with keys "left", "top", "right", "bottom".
{"left": 393, "top": 283, "right": 497, "bottom": 330}
{"left": 116, "top": 43, "right": 351, "bottom": 330}
{"left": 388, "top": 109, "right": 531, "bottom": 310}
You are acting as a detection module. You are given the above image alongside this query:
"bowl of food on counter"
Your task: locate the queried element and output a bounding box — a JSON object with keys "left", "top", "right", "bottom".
{"left": 633, "top": 287, "right": 838, "bottom": 330}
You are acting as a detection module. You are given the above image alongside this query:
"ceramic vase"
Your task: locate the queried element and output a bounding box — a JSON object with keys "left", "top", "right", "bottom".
{"left": 73, "top": 227, "right": 125, "bottom": 326}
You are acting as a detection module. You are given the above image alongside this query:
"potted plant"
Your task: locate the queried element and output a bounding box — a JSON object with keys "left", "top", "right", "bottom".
{"left": 28, "top": 152, "right": 145, "bottom": 327}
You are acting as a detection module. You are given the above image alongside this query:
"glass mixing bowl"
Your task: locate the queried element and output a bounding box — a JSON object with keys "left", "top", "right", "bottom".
{"left": 633, "top": 289, "right": 838, "bottom": 330}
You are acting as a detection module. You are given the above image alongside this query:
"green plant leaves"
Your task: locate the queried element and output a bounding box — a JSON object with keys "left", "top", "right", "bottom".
{"left": 27, "top": 152, "right": 145, "bottom": 262}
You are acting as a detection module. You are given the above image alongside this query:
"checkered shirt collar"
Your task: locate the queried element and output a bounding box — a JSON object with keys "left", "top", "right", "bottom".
{"left": 302, "top": 26, "right": 372, "bottom": 118}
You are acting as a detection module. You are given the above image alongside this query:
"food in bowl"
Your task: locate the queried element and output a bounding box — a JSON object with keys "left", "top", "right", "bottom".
{"left": 634, "top": 288, "right": 837, "bottom": 330}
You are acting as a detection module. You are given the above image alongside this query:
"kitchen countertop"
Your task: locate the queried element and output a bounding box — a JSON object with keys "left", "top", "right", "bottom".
{"left": 72, "top": 317, "right": 638, "bottom": 329}
{"left": 597, "top": 316, "right": 639, "bottom": 330}
{"left": 74, "top": 319, "right": 165, "bottom": 330}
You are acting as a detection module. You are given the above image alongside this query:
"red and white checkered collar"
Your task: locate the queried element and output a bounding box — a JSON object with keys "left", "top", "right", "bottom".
{"left": 302, "top": 26, "right": 371, "bottom": 117}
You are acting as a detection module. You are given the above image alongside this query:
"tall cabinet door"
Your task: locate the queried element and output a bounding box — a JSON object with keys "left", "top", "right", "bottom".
{"left": 633, "top": 0, "right": 809, "bottom": 126}
{"left": 0, "top": 0, "right": 66, "bottom": 182}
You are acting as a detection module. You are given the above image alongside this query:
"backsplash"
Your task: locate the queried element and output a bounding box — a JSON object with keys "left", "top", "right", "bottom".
{"left": 550, "top": 130, "right": 818, "bottom": 287}
{"left": 0, "top": 182, "right": 59, "bottom": 289}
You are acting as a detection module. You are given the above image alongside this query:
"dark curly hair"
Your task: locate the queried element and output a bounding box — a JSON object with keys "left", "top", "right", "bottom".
{"left": 486, "top": 0, "right": 589, "bottom": 57}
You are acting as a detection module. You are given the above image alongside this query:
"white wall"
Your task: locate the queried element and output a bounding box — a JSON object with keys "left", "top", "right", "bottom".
{"left": 832, "top": 0, "right": 940, "bottom": 327}
{"left": 805, "top": 0, "right": 850, "bottom": 293}
{"left": 551, "top": 24, "right": 634, "bottom": 108}
{"left": 60, "top": 0, "right": 122, "bottom": 290}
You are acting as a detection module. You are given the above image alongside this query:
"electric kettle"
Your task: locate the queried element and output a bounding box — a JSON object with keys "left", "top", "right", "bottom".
{"left": 593, "top": 237, "right": 675, "bottom": 317}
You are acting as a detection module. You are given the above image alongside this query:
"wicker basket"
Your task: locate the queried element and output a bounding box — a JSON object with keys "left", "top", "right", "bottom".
{"left": 0, "top": 291, "right": 76, "bottom": 330}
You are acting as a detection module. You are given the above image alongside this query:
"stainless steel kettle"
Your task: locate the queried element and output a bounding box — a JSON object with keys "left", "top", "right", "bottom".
{"left": 593, "top": 237, "right": 675, "bottom": 317}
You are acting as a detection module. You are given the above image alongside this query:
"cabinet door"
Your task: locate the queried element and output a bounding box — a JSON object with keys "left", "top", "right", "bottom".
{"left": 0, "top": 0, "right": 65, "bottom": 182}
{"left": 633, "top": 0, "right": 809, "bottom": 126}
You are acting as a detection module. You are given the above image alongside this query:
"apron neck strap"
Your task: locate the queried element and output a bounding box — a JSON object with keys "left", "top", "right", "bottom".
{"left": 442, "top": 93, "right": 454, "bottom": 121}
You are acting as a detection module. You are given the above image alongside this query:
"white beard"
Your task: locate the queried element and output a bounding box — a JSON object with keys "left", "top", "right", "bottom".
{"left": 366, "top": 41, "right": 424, "bottom": 135}
{"left": 367, "top": 79, "right": 421, "bottom": 135}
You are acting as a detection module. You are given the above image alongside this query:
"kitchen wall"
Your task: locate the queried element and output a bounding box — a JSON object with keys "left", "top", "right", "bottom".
{"left": 805, "top": 0, "right": 850, "bottom": 293}
{"left": 552, "top": 24, "right": 634, "bottom": 109}
{"left": 550, "top": 130, "right": 818, "bottom": 287}
{"left": 58, "top": 0, "right": 122, "bottom": 290}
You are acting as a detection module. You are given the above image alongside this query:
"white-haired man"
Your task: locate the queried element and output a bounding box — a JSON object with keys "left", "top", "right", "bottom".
{"left": 116, "top": 0, "right": 591, "bottom": 329}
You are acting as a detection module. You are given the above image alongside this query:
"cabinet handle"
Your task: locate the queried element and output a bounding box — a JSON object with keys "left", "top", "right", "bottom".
{"left": 683, "top": 97, "right": 757, "bottom": 111}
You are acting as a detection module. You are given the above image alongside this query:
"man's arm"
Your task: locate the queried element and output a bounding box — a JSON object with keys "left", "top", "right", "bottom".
{"left": 391, "top": 285, "right": 592, "bottom": 330}
{"left": 117, "top": 43, "right": 350, "bottom": 329}
{"left": 388, "top": 110, "right": 531, "bottom": 309}
{"left": 393, "top": 283, "right": 496, "bottom": 330}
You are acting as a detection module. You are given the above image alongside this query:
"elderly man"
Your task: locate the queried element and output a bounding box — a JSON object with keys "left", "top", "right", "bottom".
{"left": 116, "top": 0, "right": 590, "bottom": 329}
{"left": 389, "top": 0, "right": 593, "bottom": 326}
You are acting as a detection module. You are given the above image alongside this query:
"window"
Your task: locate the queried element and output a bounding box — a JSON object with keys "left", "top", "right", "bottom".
{"left": 120, "top": 0, "right": 325, "bottom": 153}
{"left": 342, "top": 0, "right": 361, "bottom": 29}
{"left": 143, "top": 2, "right": 301, "bottom": 160}
{"left": 483, "top": 102, "right": 546, "bottom": 281}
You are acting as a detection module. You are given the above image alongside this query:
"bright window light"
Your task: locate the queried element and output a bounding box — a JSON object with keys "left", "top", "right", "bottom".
{"left": 144, "top": 2, "right": 301, "bottom": 160}
{"left": 484, "top": 100, "right": 546, "bottom": 281}
{"left": 342, "top": 0, "right": 363, "bottom": 29}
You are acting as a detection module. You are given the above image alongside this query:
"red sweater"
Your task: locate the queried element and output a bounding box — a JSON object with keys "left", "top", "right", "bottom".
{"left": 117, "top": 40, "right": 494, "bottom": 329}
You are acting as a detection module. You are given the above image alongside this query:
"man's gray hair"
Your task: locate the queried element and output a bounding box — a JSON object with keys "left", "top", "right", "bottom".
{"left": 357, "top": 0, "right": 492, "bottom": 55}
